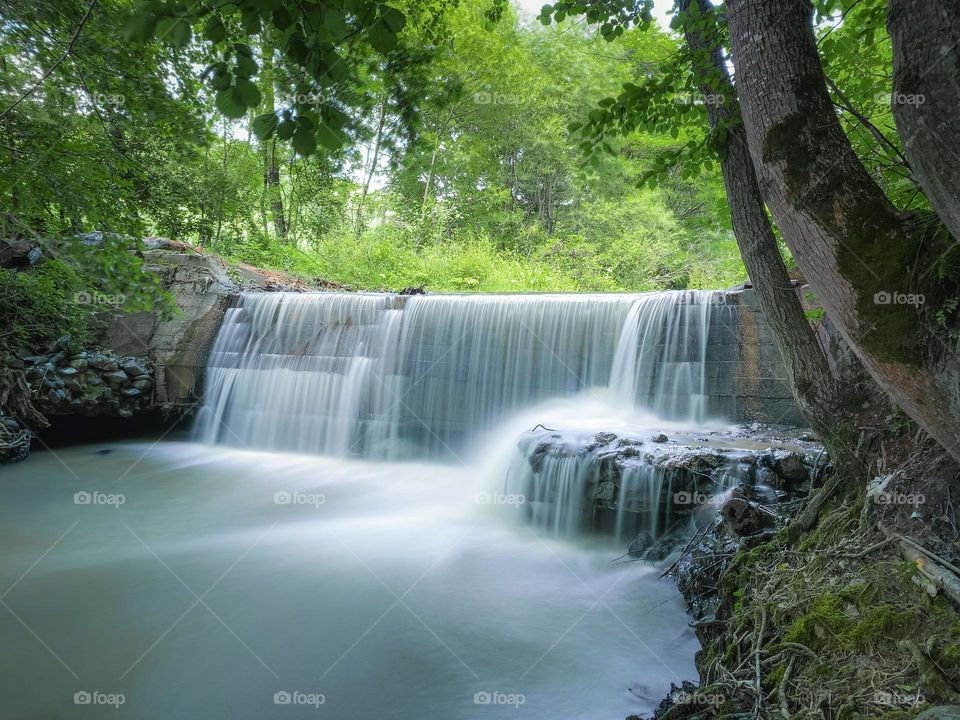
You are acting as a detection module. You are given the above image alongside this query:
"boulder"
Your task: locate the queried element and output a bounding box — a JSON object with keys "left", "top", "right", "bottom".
{"left": 721, "top": 495, "right": 775, "bottom": 537}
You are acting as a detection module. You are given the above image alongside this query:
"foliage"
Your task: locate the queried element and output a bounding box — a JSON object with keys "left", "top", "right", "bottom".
{"left": 0, "top": 261, "right": 93, "bottom": 352}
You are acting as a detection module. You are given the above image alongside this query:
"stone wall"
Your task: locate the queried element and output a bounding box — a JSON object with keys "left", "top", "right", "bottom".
{"left": 95, "top": 251, "right": 237, "bottom": 409}
{"left": 710, "top": 288, "right": 805, "bottom": 426}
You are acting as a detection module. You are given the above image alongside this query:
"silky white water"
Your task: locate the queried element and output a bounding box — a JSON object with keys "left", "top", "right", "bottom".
{"left": 195, "top": 291, "right": 732, "bottom": 460}
{"left": 0, "top": 291, "right": 744, "bottom": 717}
{"left": 0, "top": 442, "right": 698, "bottom": 719}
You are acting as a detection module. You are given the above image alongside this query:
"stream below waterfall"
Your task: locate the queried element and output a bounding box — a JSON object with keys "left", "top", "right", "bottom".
{"left": 1, "top": 289, "right": 792, "bottom": 717}
{"left": 0, "top": 440, "right": 698, "bottom": 719}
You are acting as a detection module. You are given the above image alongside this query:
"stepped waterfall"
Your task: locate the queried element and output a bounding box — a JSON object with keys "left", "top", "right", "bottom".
{"left": 195, "top": 290, "right": 734, "bottom": 460}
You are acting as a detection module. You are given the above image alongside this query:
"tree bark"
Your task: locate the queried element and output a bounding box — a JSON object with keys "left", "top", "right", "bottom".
{"left": 726, "top": 0, "right": 960, "bottom": 461}
{"left": 888, "top": 0, "right": 960, "bottom": 243}
{"left": 680, "top": 0, "right": 845, "bottom": 443}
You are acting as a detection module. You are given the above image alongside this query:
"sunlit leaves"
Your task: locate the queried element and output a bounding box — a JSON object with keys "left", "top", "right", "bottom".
{"left": 125, "top": 0, "right": 411, "bottom": 156}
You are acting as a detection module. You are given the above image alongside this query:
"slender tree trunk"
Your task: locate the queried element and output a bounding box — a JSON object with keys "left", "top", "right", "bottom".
{"left": 888, "top": 0, "right": 960, "bottom": 242}
{"left": 260, "top": 36, "right": 286, "bottom": 239}
{"left": 726, "top": 0, "right": 960, "bottom": 460}
{"left": 356, "top": 91, "right": 387, "bottom": 238}
{"left": 680, "top": 0, "right": 847, "bottom": 444}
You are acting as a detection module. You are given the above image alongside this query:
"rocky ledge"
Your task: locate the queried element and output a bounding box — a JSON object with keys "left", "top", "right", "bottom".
{"left": 511, "top": 425, "right": 826, "bottom": 549}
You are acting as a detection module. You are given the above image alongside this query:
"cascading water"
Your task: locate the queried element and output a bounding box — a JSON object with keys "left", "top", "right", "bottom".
{"left": 195, "top": 290, "right": 733, "bottom": 461}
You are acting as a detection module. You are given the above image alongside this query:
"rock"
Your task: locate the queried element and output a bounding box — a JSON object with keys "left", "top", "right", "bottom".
{"left": 5, "top": 356, "right": 24, "bottom": 370}
{"left": 86, "top": 373, "right": 103, "bottom": 386}
{"left": 721, "top": 496, "right": 774, "bottom": 537}
{"left": 56, "top": 367, "right": 78, "bottom": 377}
{"left": 120, "top": 387, "right": 141, "bottom": 398}
{"left": 46, "top": 388, "right": 67, "bottom": 404}
{"left": 772, "top": 450, "right": 808, "bottom": 483}
{"left": 132, "top": 379, "right": 152, "bottom": 391}
{"left": 117, "top": 408, "right": 134, "bottom": 418}
{"left": 103, "top": 370, "right": 129, "bottom": 385}
{"left": 88, "top": 355, "right": 119, "bottom": 372}
{"left": 595, "top": 481, "right": 616, "bottom": 503}
{"left": 650, "top": 433, "right": 668, "bottom": 443}
{"left": 69, "top": 358, "right": 89, "bottom": 371}
{"left": 915, "top": 707, "right": 960, "bottom": 720}
{"left": 594, "top": 432, "right": 617, "bottom": 446}
{"left": 1, "top": 416, "right": 20, "bottom": 432}
{"left": 121, "top": 359, "right": 149, "bottom": 377}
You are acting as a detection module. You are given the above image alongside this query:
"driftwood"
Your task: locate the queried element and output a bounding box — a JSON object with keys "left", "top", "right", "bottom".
{"left": 879, "top": 524, "right": 960, "bottom": 606}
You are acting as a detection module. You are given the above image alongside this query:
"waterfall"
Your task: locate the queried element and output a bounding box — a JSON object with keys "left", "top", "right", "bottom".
{"left": 195, "top": 290, "right": 734, "bottom": 460}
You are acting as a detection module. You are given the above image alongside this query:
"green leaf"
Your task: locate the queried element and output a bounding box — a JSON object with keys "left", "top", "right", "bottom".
{"left": 241, "top": 6, "right": 261, "bottom": 34}
{"left": 316, "top": 123, "right": 344, "bottom": 150}
{"left": 215, "top": 88, "right": 247, "bottom": 119}
{"left": 276, "top": 120, "right": 296, "bottom": 140}
{"left": 380, "top": 6, "right": 406, "bottom": 33}
{"left": 324, "top": 9, "right": 349, "bottom": 39}
{"left": 234, "top": 76, "right": 262, "bottom": 108}
{"left": 368, "top": 24, "right": 396, "bottom": 53}
{"left": 292, "top": 126, "right": 317, "bottom": 155}
{"left": 272, "top": 6, "right": 293, "bottom": 30}
{"left": 157, "top": 17, "right": 191, "bottom": 48}
{"left": 204, "top": 16, "right": 227, "bottom": 43}
{"left": 124, "top": 10, "right": 156, "bottom": 42}
{"left": 252, "top": 112, "right": 279, "bottom": 139}
{"left": 234, "top": 52, "right": 258, "bottom": 78}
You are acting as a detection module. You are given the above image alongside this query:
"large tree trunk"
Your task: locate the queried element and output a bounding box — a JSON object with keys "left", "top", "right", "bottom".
{"left": 888, "top": 0, "right": 960, "bottom": 243}
{"left": 680, "top": 0, "right": 845, "bottom": 443}
{"left": 726, "top": 0, "right": 960, "bottom": 460}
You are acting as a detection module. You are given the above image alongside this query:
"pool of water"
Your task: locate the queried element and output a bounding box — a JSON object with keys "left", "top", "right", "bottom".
{"left": 0, "top": 441, "right": 698, "bottom": 719}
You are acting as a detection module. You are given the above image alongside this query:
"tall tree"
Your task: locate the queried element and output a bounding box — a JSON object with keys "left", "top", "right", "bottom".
{"left": 678, "top": 0, "right": 847, "bottom": 446}
{"left": 887, "top": 0, "right": 960, "bottom": 243}
{"left": 725, "top": 0, "right": 960, "bottom": 459}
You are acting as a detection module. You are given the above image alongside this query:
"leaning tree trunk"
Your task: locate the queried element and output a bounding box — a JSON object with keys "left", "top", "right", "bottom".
{"left": 726, "top": 0, "right": 960, "bottom": 461}
{"left": 888, "top": 0, "right": 960, "bottom": 243}
{"left": 680, "top": 0, "right": 848, "bottom": 446}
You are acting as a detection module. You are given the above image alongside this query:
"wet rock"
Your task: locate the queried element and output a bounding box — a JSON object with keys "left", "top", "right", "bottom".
{"left": 103, "top": 370, "right": 129, "bottom": 385}
{"left": 650, "top": 433, "right": 668, "bottom": 443}
{"left": 773, "top": 450, "right": 808, "bottom": 483}
{"left": 88, "top": 355, "right": 119, "bottom": 372}
{"left": 593, "top": 432, "right": 617, "bottom": 446}
{"left": 56, "top": 366, "right": 78, "bottom": 377}
{"left": 121, "top": 359, "right": 149, "bottom": 377}
{"left": 721, "top": 495, "right": 774, "bottom": 537}
{"left": 915, "top": 707, "right": 960, "bottom": 720}
{"left": 595, "top": 481, "right": 616, "bottom": 503}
